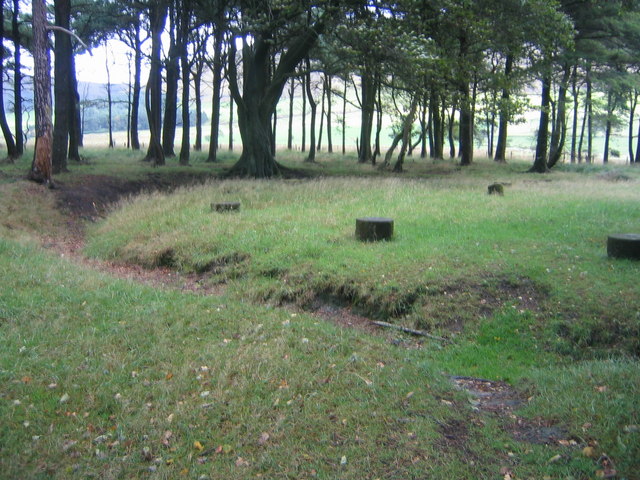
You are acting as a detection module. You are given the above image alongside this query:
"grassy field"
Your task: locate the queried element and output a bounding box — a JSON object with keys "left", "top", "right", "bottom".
{"left": 1, "top": 150, "right": 639, "bottom": 479}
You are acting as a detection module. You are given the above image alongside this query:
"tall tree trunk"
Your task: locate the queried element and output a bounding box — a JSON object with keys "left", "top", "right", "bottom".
{"left": 192, "top": 56, "right": 204, "bottom": 151}
{"left": 325, "top": 74, "right": 333, "bottom": 153}
{"left": 301, "top": 75, "right": 306, "bottom": 152}
{"left": 316, "top": 74, "right": 325, "bottom": 152}
{"left": 585, "top": 65, "right": 593, "bottom": 163}
{"left": 162, "top": 2, "right": 179, "bottom": 157}
{"left": 357, "top": 67, "right": 375, "bottom": 163}
{"left": 419, "top": 95, "right": 427, "bottom": 158}
{"left": 105, "top": 52, "right": 114, "bottom": 148}
{"left": 392, "top": 96, "right": 419, "bottom": 172}
{"left": 29, "top": 0, "right": 53, "bottom": 186}
{"left": 228, "top": 84, "right": 234, "bottom": 151}
{"left": 635, "top": 115, "right": 640, "bottom": 164}
{"left": 144, "top": 1, "right": 167, "bottom": 165}
{"left": 459, "top": 84, "right": 473, "bottom": 166}
{"left": 548, "top": 64, "right": 571, "bottom": 168}
{"left": 430, "top": 91, "right": 443, "bottom": 159}
{"left": 178, "top": 1, "right": 190, "bottom": 166}
{"left": 577, "top": 83, "right": 588, "bottom": 163}
{"left": 627, "top": 89, "right": 637, "bottom": 163}
{"left": 570, "top": 64, "right": 579, "bottom": 163}
{"left": 530, "top": 76, "right": 551, "bottom": 173}
{"left": 494, "top": 54, "right": 513, "bottom": 162}
{"left": 287, "top": 77, "right": 294, "bottom": 150}
{"left": 603, "top": 90, "right": 616, "bottom": 164}
{"left": 127, "top": 53, "right": 132, "bottom": 148}
{"left": 372, "top": 75, "right": 382, "bottom": 164}
{"left": 0, "top": 0, "right": 17, "bottom": 160}
{"left": 341, "top": 76, "right": 346, "bottom": 155}
{"left": 305, "top": 59, "right": 317, "bottom": 163}
{"left": 448, "top": 103, "right": 456, "bottom": 158}
{"left": 12, "top": 0, "right": 23, "bottom": 156}
{"left": 50, "top": 0, "right": 74, "bottom": 168}
{"left": 68, "top": 52, "right": 82, "bottom": 158}
{"left": 207, "top": 26, "right": 225, "bottom": 162}
{"left": 130, "top": 17, "right": 142, "bottom": 150}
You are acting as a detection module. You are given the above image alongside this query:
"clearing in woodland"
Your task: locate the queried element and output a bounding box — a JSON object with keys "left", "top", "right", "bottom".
{"left": 0, "top": 151, "right": 638, "bottom": 479}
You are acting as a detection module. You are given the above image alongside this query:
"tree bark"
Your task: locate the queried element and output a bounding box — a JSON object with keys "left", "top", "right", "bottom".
{"left": 430, "top": 91, "right": 443, "bottom": 159}
{"left": 162, "top": 3, "right": 179, "bottom": 158}
{"left": 305, "top": 59, "right": 317, "bottom": 162}
{"left": 68, "top": 52, "right": 82, "bottom": 158}
{"left": 130, "top": 16, "right": 142, "bottom": 150}
{"left": 192, "top": 55, "right": 204, "bottom": 151}
{"left": 393, "top": 96, "right": 419, "bottom": 173}
{"left": 459, "top": 86, "right": 473, "bottom": 166}
{"left": 0, "top": 0, "right": 17, "bottom": 160}
{"left": 530, "top": 76, "right": 551, "bottom": 173}
{"left": 227, "top": 10, "right": 328, "bottom": 177}
{"left": 448, "top": 103, "right": 456, "bottom": 158}
{"left": 494, "top": 55, "right": 513, "bottom": 162}
{"left": 287, "top": 77, "right": 295, "bottom": 150}
{"left": 178, "top": 0, "right": 190, "bottom": 166}
{"left": 105, "top": 51, "right": 114, "bottom": 148}
{"left": 29, "top": 0, "right": 54, "bottom": 187}
{"left": 570, "top": 64, "right": 579, "bottom": 163}
{"left": 341, "top": 76, "right": 347, "bottom": 155}
{"left": 316, "top": 75, "right": 325, "bottom": 152}
{"left": 144, "top": 1, "right": 167, "bottom": 165}
{"left": 627, "top": 89, "right": 637, "bottom": 163}
{"left": 325, "top": 74, "right": 333, "bottom": 153}
{"left": 207, "top": 26, "right": 224, "bottom": 162}
{"left": 357, "top": 66, "right": 375, "bottom": 163}
{"left": 12, "top": 0, "right": 23, "bottom": 156}
{"left": 586, "top": 66, "right": 593, "bottom": 163}
{"left": 548, "top": 64, "right": 571, "bottom": 169}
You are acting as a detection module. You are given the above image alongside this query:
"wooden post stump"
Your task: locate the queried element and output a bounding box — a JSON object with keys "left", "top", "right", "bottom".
{"left": 356, "top": 217, "right": 394, "bottom": 242}
{"left": 607, "top": 234, "right": 640, "bottom": 260}
{"left": 212, "top": 201, "right": 241, "bottom": 212}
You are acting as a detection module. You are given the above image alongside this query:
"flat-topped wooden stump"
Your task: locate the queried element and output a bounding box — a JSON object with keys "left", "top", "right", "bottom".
{"left": 356, "top": 217, "right": 394, "bottom": 242}
{"left": 607, "top": 233, "right": 640, "bottom": 260}
{"left": 212, "top": 201, "right": 241, "bottom": 212}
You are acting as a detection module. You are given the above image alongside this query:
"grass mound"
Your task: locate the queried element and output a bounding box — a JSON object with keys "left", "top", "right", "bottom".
{"left": 85, "top": 169, "right": 640, "bottom": 356}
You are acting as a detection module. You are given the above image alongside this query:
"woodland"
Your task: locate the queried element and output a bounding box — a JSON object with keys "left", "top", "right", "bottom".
{"left": 1, "top": 0, "right": 640, "bottom": 179}
{"left": 1, "top": 2, "right": 640, "bottom": 479}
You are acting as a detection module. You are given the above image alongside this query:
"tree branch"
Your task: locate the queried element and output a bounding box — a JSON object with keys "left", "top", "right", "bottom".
{"left": 46, "top": 25, "right": 91, "bottom": 54}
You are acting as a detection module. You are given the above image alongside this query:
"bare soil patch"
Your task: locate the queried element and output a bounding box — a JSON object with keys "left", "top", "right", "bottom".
{"left": 46, "top": 173, "right": 223, "bottom": 294}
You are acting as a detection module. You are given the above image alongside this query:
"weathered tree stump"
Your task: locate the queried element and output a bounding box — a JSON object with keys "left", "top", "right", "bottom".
{"left": 356, "top": 217, "right": 394, "bottom": 242}
{"left": 212, "top": 201, "right": 241, "bottom": 212}
{"left": 607, "top": 234, "right": 640, "bottom": 260}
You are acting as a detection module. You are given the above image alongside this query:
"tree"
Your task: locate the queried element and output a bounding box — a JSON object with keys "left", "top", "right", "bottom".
{"left": 223, "top": 1, "right": 344, "bottom": 177}
{"left": 12, "top": 0, "right": 24, "bottom": 157}
{"left": 144, "top": 0, "right": 167, "bottom": 165}
{"left": 29, "top": 0, "right": 54, "bottom": 187}
{"left": 0, "top": 0, "right": 18, "bottom": 160}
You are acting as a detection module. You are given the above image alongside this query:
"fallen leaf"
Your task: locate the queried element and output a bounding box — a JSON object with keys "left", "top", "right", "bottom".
{"left": 21, "top": 376, "right": 32, "bottom": 383}
{"left": 548, "top": 454, "right": 562, "bottom": 463}
{"left": 595, "top": 385, "right": 608, "bottom": 393}
{"left": 340, "top": 455, "right": 347, "bottom": 465}
{"left": 165, "top": 372, "right": 174, "bottom": 380}
{"left": 583, "top": 446, "right": 597, "bottom": 458}
{"left": 235, "top": 457, "right": 249, "bottom": 467}
{"left": 161, "top": 430, "right": 173, "bottom": 447}
{"left": 193, "top": 441, "right": 204, "bottom": 451}
{"left": 258, "top": 432, "right": 270, "bottom": 445}
{"left": 179, "top": 468, "right": 189, "bottom": 475}
{"left": 59, "top": 393, "right": 70, "bottom": 403}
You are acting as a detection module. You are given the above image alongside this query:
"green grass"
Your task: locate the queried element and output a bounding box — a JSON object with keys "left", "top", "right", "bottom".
{"left": 1, "top": 150, "right": 640, "bottom": 478}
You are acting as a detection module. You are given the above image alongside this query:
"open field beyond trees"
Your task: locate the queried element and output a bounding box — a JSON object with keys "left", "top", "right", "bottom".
{"left": 1, "top": 150, "right": 639, "bottom": 479}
